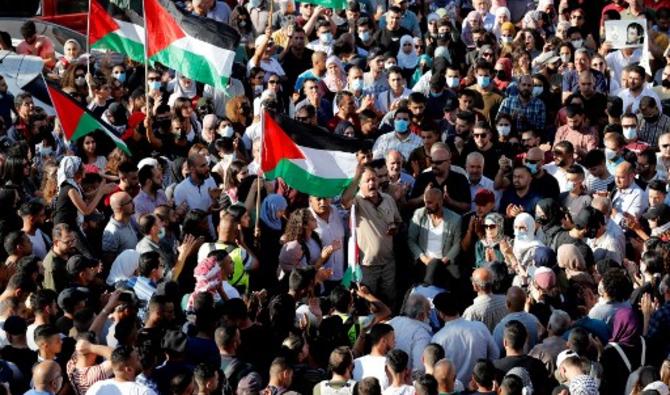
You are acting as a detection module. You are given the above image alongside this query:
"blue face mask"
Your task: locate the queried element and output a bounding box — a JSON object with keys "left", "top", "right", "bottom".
{"left": 623, "top": 127, "right": 637, "bottom": 140}
{"left": 150, "top": 80, "right": 161, "bottom": 91}
{"left": 115, "top": 72, "right": 126, "bottom": 83}
{"left": 394, "top": 119, "right": 409, "bottom": 133}
{"left": 476, "top": 75, "right": 491, "bottom": 88}
{"left": 158, "top": 227, "right": 166, "bottom": 239}
{"left": 352, "top": 78, "right": 364, "bottom": 92}
{"left": 358, "top": 31, "right": 370, "bottom": 42}
{"left": 446, "top": 77, "right": 460, "bottom": 88}
{"left": 565, "top": 181, "right": 575, "bottom": 192}
{"left": 525, "top": 162, "right": 538, "bottom": 175}
{"left": 515, "top": 229, "right": 530, "bottom": 240}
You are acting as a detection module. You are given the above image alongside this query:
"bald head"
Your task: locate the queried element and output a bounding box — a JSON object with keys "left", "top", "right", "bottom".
{"left": 506, "top": 286, "right": 526, "bottom": 312}
{"left": 424, "top": 187, "right": 443, "bottom": 201}
{"left": 614, "top": 161, "right": 634, "bottom": 189}
{"left": 526, "top": 147, "right": 544, "bottom": 162}
{"left": 33, "top": 360, "right": 62, "bottom": 392}
{"left": 472, "top": 267, "right": 493, "bottom": 293}
{"left": 386, "top": 150, "right": 403, "bottom": 163}
{"left": 433, "top": 359, "right": 456, "bottom": 393}
{"left": 110, "top": 191, "right": 131, "bottom": 211}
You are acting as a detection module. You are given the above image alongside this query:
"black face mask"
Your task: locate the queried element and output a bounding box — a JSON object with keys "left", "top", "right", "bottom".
{"left": 663, "top": 79, "right": 670, "bottom": 88}
{"left": 644, "top": 113, "right": 659, "bottom": 123}
{"left": 496, "top": 70, "right": 508, "bottom": 81}
{"left": 38, "top": 124, "right": 52, "bottom": 135}
{"left": 586, "top": 227, "right": 598, "bottom": 238}
{"left": 437, "top": 33, "right": 448, "bottom": 41}
{"left": 536, "top": 216, "right": 550, "bottom": 226}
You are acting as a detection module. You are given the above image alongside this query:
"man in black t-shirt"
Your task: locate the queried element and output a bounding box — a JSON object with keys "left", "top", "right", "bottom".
{"left": 410, "top": 143, "right": 471, "bottom": 214}
{"left": 494, "top": 320, "right": 549, "bottom": 394}
{"left": 371, "top": 6, "right": 410, "bottom": 54}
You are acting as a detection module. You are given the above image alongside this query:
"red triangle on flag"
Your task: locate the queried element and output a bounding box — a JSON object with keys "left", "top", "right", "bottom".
{"left": 88, "top": 0, "right": 121, "bottom": 46}
{"left": 144, "top": 0, "right": 187, "bottom": 58}
{"left": 47, "top": 85, "right": 86, "bottom": 140}
{"left": 261, "top": 112, "right": 306, "bottom": 172}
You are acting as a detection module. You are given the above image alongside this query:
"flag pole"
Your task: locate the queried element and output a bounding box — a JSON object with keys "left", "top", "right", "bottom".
{"left": 86, "top": 0, "right": 92, "bottom": 75}
{"left": 143, "top": 0, "right": 150, "bottom": 123}
{"left": 255, "top": 111, "right": 264, "bottom": 246}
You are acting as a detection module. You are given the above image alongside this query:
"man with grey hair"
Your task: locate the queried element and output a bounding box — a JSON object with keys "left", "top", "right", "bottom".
{"left": 388, "top": 294, "right": 432, "bottom": 373}
{"left": 464, "top": 151, "right": 498, "bottom": 211}
{"left": 529, "top": 310, "right": 571, "bottom": 374}
{"left": 463, "top": 267, "right": 508, "bottom": 331}
{"left": 386, "top": 149, "right": 415, "bottom": 193}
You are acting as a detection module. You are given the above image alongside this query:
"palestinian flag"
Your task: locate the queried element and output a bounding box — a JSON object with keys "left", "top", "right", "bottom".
{"left": 342, "top": 204, "right": 362, "bottom": 288}
{"left": 144, "top": 0, "right": 240, "bottom": 91}
{"left": 88, "top": 0, "right": 145, "bottom": 63}
{"left": 45, "top": 82, "right": 131, "bottom": 155}
{"left": 261, "top": 112, "right": 370, "bottom": 197}
{"left": 299, "top": 0, "right": 346, "bottom": 10}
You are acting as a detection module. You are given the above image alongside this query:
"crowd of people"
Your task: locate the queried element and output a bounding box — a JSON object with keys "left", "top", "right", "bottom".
{"left": 5, "top": 0, "right": 670, "bottom": 394}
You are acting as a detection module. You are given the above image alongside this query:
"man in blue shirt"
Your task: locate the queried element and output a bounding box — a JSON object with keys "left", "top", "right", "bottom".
{"left": 25, "top": 360, "right": 62, "bottom": 395}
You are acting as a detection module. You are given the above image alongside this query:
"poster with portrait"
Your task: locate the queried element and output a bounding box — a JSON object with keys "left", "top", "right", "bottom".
{"left": 605, "top": 18, "right": 647, "bottom": 49}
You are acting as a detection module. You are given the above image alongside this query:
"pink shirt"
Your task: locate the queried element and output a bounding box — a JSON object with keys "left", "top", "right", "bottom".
{"left": 553, "top": 125, "right": 599, "bottom": 160}
{"left": 16, "top": 36, "right": 56, "bottom": 68}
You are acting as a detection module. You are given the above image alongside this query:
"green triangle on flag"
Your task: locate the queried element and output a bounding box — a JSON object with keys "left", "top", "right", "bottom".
{"left": 45, "top": 81, "right": 132, "bottom": 156}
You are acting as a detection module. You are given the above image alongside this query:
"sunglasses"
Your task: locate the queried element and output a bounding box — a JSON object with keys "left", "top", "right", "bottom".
{"left": 296, "top": 116, "right": 310, "bottom": 121}
{"left": 268, "top": 80, "right": 280, "bottom": 84}
{"left": 431, "top": 159, "right": 448, "bottom": 165}
{"left": 484, "top": 224, "right": 497, "bottom": 229}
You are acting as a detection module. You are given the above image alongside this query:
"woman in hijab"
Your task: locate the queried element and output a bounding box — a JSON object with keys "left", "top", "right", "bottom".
{"left": 557, "top": 244, "right": 588, "bottom": 279}
{"left": 106, "top": 249, "right": 141, "bottom": 286}
{"left": 505, "top": 213, "right": 544, "bottom": 283}
{"left": 323, "top": 56, "right": 347, "bottom": 95}
{"left": 600, "top": 307, "right": 646, "bottom": 395}
{"left": 168, "top": 73, "right": 200, "bottom": 107}
{"left": 534, "top": 198, "right": 566, "bottom": 246}
{"left": 411, "top": 54, "right": 432, "bottom": 88}
{"left": 462, "top": 11, "right": 484, "bottom": 49}
{"left": 256, "top": 193, "right": 288, "bottom": 290}
{"left": 492, "top": 7, "right": 511, "bottom": 39}
{"left": 475, "top": 212, "right": 506, "bottom": 267}
{"left": 493, "top": 57, "right": 513, "bottom": 91}
{"left": 397, "top": 35, "right": 418, "bottom": 82}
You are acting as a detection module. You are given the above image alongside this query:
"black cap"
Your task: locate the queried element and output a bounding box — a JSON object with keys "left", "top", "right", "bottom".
{"left": 573, "top": 206, "right": 604, "bottom": 230}
{"left": 643, "top": 204, "right": 670, "bottom": 223}
{"left": 57, "top": 287, "right": 89, "bottom": 310}
{"left": 66, "top": 255, "right": 98, "bottom": 275}
{"left": 3, "top": 315, "right": 27, "bottom": 336}
{"left": 162, "top": 329, "right": 188, "bottom": 353}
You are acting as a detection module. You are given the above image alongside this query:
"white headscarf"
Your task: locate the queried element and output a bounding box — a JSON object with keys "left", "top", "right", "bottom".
{"left": 107, "top": 249, "right": 141, "bottom": 285}
{"left": 168, "top": 73, "right": 198, "bottom": 106}
{"left": 397, "top": 35, "right": 418, "bottom": 69}
{"left": 512, "top": 212, "right": 544, "bottom": 262}
{"left": 57, "top": 156, "right": 82, "bottom": 193}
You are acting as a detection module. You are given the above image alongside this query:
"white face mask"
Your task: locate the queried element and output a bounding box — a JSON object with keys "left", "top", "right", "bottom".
{"left": 571, "top": 39, "right": 584, "bottom": 49}
{"left": 497, "top": 124, "right": 511, "bottom": 136}
{"left": 560, "top": 54, "right": 571, "bottom": 64}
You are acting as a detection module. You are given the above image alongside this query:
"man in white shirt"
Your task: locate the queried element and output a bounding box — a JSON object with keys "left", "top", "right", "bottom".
{"left": 376, "top": 67, "right": 412, "bottom": 113}
{"left": 353, "top": 323, "right": 395, "bottom": 390}
{"left": 306, "top": 21, "right": 334, "bottom": 56}
{"left": 173, "top": 153, "right": 219, "bottom": 238}
{"left": 87, "top": 346, "right": 157, "bottom": 395}
{"left": 611, "top": 160, "right": 648, "bottom": 227}
{"left": 372, "top": 108, "right": 421, "bottom": 160}
{"left": 617, "top": 65, "right": 661, "bottom": 113}
{"left": 465, "top": 152, "right": 499, "bottom": 210}
{"left": 247, "top": 34, "right": 286, "bottom": 83}
{"left": 544, "top": 140, "right": 583, "bottom": 193}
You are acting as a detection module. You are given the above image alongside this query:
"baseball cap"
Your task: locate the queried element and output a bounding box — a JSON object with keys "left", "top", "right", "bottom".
{"left": 57, "top": 287, "right": 89, "bottom": 311}
{"left": 162, "top": 329, "right": 188, "bottom": 353}
{"left": 66, "top": 255, "right": 98, "bottom": 275}
{"left": 137, "top": 157, "right": 159, "bottom": 171}
{"left": 534, "top": 266, "right": 556, "bottom": 291}
{"left": 643, "top": 204, "right": 670, "bottom": 223}
{"left": 533, "top": 51, "right": 560, "bottom": 69}
{"left": 474, "top": 189, "right": 495, "bottom": 206}
{"left": 573, "top": 206, "right": 604, "bottom": 230}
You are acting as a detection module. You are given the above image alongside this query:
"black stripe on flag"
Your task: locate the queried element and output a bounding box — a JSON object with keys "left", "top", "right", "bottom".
{"left": 157, "top": 0, "right": 240, "bottom": 51}
{"left": 274, "top": 114, "right": 372, "bottom": 153}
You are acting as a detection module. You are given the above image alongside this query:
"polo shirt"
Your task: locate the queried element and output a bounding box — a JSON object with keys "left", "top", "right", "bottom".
{"left": 354, "top": 193, "right": 401, "bottom": 267}
{"left": 411, "top": 170, "right": 471, "bottom": 215}
{"left": 102, "top": 218, "right": 139, "bottom": 256}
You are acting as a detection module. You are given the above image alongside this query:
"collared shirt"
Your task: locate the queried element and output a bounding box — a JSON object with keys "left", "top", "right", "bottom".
{"left": 431, "top": 318, "right": 500, "bottom": 383}
{"left": 372, "top": 131, "right": 422, "bottom": 162}
{"left": 375, "top": 88, "right": 412, "bottom": 113}
{"left": 498, "top": 95, "right": 546, "bottom": 131}
{"left": 553, "top": 125, "right": 599, "bottom": 160}
{"left": 388, "top": 316, "right": 432, "bottom": 373}
{"left": 606, "top": 49, "right": 642, "bottom": 85}
{"left": 363, "top": 71, "right": 389, "bottom": 96}
{"left": 354, "top": 193, "right": 401, "bottom": 267}
{"left": 639, "top": 113, "right": 670, "bottom": 147}
{"left": 462, "top": 293, "right": 509, "bottom": 332}
{"left": 102, "top": 217, "right": 139, "bottom": 255}
{"left": 173, "top": 175, "right": 217, "bottom": 237}
{"left": 588, "top": 230, "right": 624, "bottom": 264}
{"left": 618, "top": 86, "right": 662, "bottom": 114}
{"left": 126, "top": 276, "right": 157, "bottom": 303}
{"left": 133, "top": 189, "right": 168, "bottom": 219}
{"left": 493, "top": 311, "right": 541, "bottom": 352}
{"left": 612, "top": 183, "right": 648, "bottom": 224}
{"left": 310, "top": 206, "right": 346, "bottom": 280}
{"left": 544, "top": 163, "right": 586, "bottom": 193}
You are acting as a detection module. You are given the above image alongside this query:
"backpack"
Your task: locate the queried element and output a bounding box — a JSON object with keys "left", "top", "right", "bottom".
{"left": 317, "top": 379, "right": 356, "bottom": 395}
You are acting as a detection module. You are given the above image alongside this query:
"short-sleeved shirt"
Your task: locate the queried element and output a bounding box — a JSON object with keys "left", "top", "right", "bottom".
{"left": 16, "top": 36, "right": 56, "bottom": 68}
{"left": 411, "top": 170, "right": 472, "bottom": 215}
{"left": 66, "top": 354, "right": 112, "bottom": 395}
{"left": 354, "top": 193, "right": 401, "bottom": 267}
{"left": 102, "top": 218, "right": 139, "bottom": 255}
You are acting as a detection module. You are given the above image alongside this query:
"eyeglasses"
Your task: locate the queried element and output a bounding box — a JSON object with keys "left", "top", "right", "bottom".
{"left": 415, "top": 45, "right": 425, "bottom": 49}
{"left": 525, "top": 159, "right": 541, "bottom": 164}
{"left": 430, "top": 159, "right": 448, "bottom": 165}
{"left": 592, "top": 62, "right": 604, "bottom": 67}
{"left": 473, "top": 133, "right": 488, "bottom": 138}
{"left": 482, "top": 53, "right": 493, "bottom": 57}
{"left": 268, "top": 80, "right": 280, "bottom": 84}
{"left": 571, "top": 14, "right": 584, "bottom": 19}
{"left": 484, "top": 224, "right": 497, "bottom": 229}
